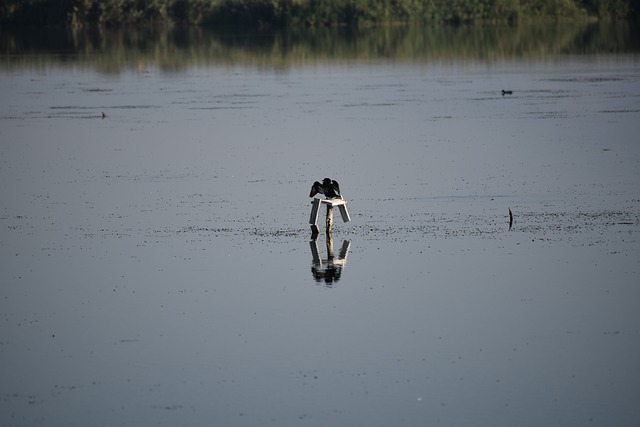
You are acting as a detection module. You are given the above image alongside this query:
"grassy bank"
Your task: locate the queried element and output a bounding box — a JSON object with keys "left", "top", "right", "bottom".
{"left": 1, "top": 0, "right": 638, "bottom": 28}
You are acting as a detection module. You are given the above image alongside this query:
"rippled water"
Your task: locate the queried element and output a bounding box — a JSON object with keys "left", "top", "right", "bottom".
{"left": 1, "top": 27, "right": 640, "bottom": 427}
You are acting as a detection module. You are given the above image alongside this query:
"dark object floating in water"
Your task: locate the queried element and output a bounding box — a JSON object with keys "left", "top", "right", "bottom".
{"left": 310, "top": 178, "right": 341, "bottom": 199}
{"left": 502, "top": 90, "right": 513, "bottom": 96}
{"left": 101, "top": 112, "right": 106, "bottom": 119}
{"left": 509, "top": 207, "right": 514, "bottom": 230}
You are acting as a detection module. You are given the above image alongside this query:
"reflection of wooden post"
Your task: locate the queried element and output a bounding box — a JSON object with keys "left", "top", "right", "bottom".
{"left": 310, "top": 240, "right": 321, "bottom": 265}
{"left": 326, "top": 231, "right": 334, "bottom": 259}
{"left": 309, "top": 239, "right": 351, "bottom": 285}
{"left": 311, "top": 225, "right": 320, "bottom": 239}
{"left": 338, "top": 240, "right": 351, "bottom": 259}
{"left": 326, "top": 204, "right": 334, "bottom": 236}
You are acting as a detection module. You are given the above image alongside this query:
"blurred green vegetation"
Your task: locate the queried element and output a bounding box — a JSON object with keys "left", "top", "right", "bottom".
{"left": 0, "top": 0, "right": 638, "bottom": 28}
{"left": 1, "top": 22, "right": 638, "bottom": 73}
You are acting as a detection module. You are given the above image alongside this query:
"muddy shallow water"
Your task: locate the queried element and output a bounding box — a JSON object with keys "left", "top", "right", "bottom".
{"left": 1, "top": 27, "right": 640, "bottom": 427}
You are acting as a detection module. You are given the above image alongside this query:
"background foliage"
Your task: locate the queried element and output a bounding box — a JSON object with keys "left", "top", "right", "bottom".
{"left": 1, "top": 0, "right": 638, "bottom": 28}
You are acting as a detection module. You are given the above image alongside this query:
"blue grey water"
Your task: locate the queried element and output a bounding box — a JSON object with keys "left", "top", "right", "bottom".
{"left": 1, "top": 29, "right": 639, "bottom": 426}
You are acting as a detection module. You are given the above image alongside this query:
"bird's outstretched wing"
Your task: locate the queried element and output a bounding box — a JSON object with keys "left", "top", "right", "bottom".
{"left": 331, "top": 180, "right": 341, "bottom": 197}
{"left": 309, "top": 181, "right": 323, "bottom": 197}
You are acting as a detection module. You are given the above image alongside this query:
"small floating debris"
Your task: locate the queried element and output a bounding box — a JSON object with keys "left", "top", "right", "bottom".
{"left": 501, "top": 90, "right": 513, "bottom": 96}
{"left": 509, "top": 207, "right": 514, "bottom": 230}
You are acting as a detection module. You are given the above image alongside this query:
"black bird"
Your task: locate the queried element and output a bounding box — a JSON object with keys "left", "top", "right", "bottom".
{"left": 501, "top": 90, "right": 513, "bottom": 96}
{"left": 309, "top": 178, "right": 341, "bottom": 199}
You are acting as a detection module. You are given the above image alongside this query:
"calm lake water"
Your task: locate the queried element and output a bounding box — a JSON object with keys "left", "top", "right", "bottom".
{"left": 1, "top": 24, "right": 639, "bottom": 426}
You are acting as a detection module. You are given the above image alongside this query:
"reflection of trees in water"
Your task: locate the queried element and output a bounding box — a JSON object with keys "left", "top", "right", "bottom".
{"left": 1, "top": 23, "right": 638, "bottom": 73}
{"left": 310, "top": 238, "right": 350, "bottom": 286}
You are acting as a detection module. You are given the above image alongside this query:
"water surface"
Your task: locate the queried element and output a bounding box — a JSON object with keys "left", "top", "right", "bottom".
{"left": 1, "top": 25, "right": 639, "bottom": 427}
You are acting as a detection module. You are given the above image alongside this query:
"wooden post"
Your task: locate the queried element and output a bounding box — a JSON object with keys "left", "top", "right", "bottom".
{"left": 326, "top": 232, "right": 334, "bottom": 260}
{"left": 309, "top": 197, "right": 350, "bottom": 239}
{"left": 338, "top": 204, "right": 351, "bottom": 222}
{"left": 310, "top": 198, "right": 321, "bottom": 238}
{"left": 326, "top": 203, "right": 334, "bottom": 236}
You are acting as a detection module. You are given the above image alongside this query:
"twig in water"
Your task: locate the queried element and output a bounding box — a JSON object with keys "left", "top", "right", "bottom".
{"left": 509, "top": 208, "right": 513, "bottom": 230}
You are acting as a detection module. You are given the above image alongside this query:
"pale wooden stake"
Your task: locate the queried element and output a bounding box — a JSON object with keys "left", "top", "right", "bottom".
{"left": 309, "top": 197, "right": 350, "bottom": 239}
{"left": 338, "top": 204, "right": 351, "bottom": 222}
{"left": 310, "top": 198, "right": 321, "bottom": 238}
{"left": 326, "top": 204, "right": 334, "bottom": 236}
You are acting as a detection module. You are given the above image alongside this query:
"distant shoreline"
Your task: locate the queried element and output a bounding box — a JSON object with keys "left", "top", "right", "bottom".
{"left": 1, "top": 0, "right": 638, "bottom": 29}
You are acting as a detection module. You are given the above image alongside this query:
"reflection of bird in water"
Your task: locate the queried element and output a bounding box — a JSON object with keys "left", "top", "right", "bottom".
{"left": 310, "top": 240, "right": 350, "bottom": 286}
{"left": 309, "top": 178, "right": 341, "bottom": 199}
{"left": 311, "top": 264, "right": 342, "bottom": 284}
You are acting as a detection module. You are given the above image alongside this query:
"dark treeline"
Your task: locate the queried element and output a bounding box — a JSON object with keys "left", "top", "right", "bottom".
{"left": 1, "top": 0, "right": 638, "bottom": 28}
